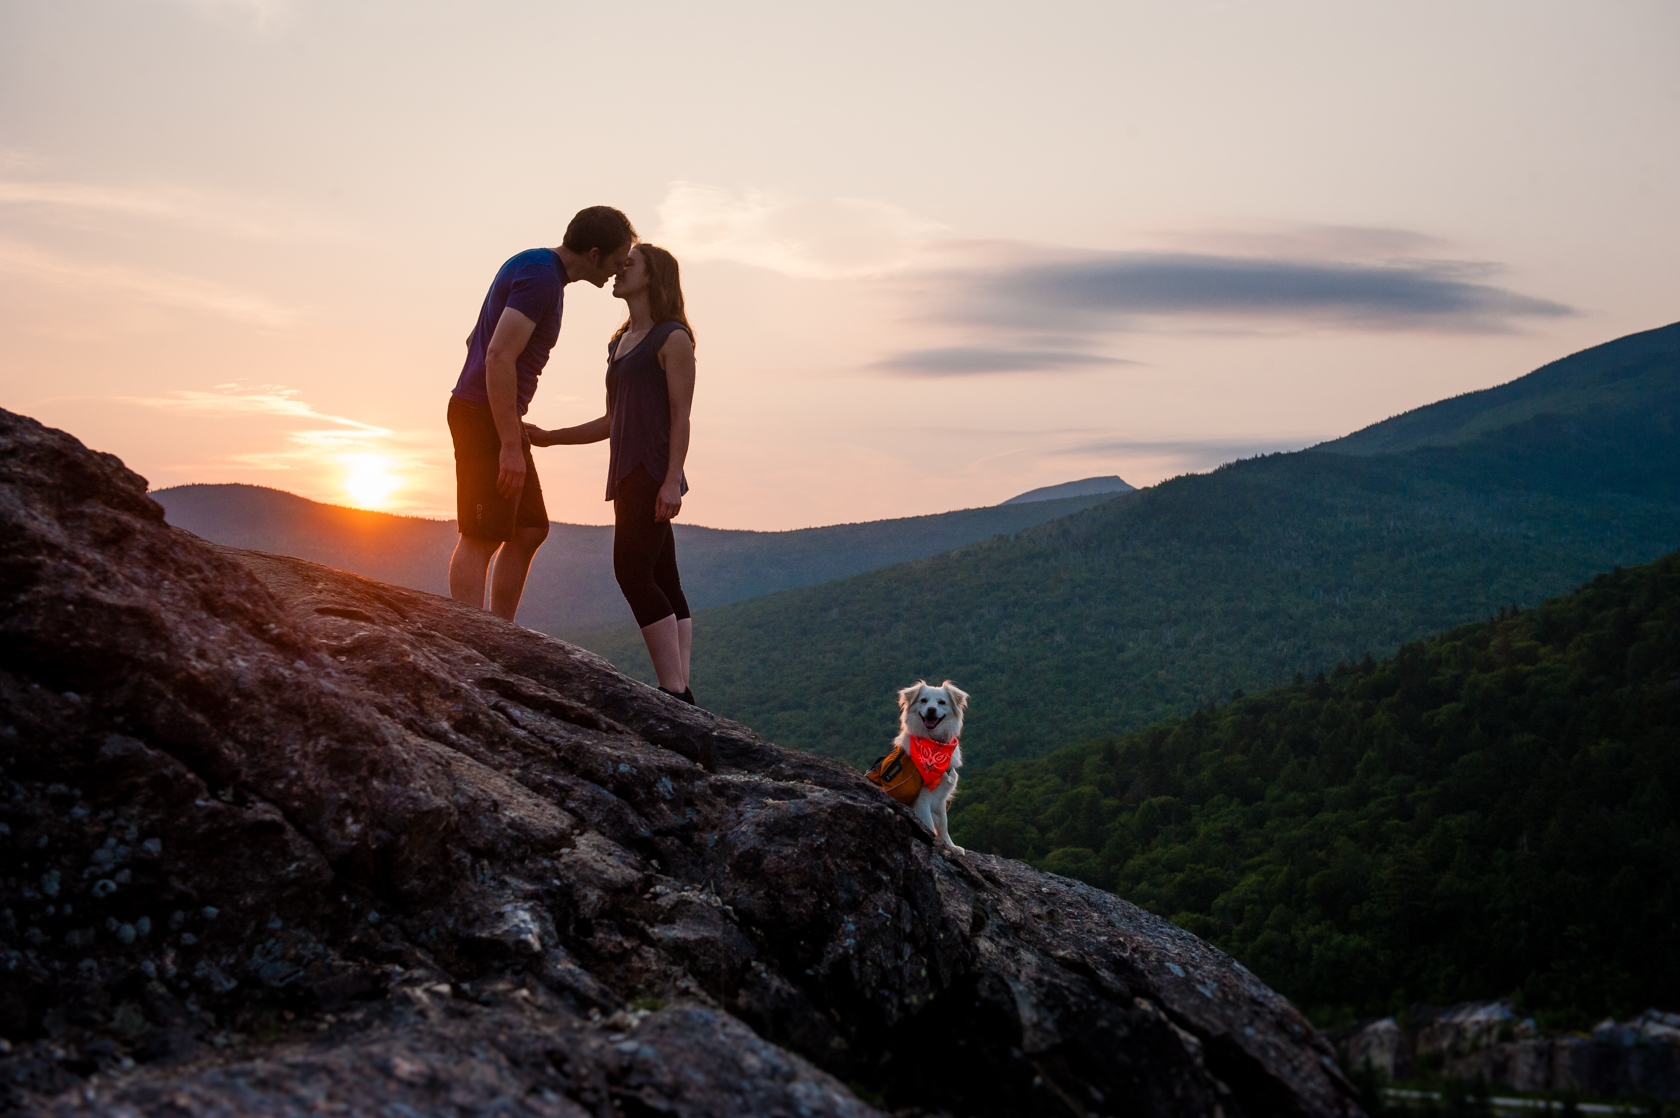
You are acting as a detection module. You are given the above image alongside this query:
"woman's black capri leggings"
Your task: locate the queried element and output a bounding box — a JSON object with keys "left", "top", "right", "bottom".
{"left": 613, "top": 465, "right": 691, "bottom": 628}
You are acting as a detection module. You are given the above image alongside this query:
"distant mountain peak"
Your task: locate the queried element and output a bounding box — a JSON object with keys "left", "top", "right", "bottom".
{"left": 1001, "top": 476, "right": 1136, "bottom": 505}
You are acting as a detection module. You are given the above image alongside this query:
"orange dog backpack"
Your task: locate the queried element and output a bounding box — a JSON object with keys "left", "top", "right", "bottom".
{"left": 865, "top": 744, "right": 924, "bottom": 805}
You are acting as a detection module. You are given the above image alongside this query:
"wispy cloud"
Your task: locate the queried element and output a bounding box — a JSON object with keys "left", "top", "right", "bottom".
{"left": 0, "top": 151, "right": 51, "bottom": 174}
{"left": 868, "top": 228, "right": 1574, "bottom": 376}
{"left": 650, "top": 187, "right": 1572, "bottom": 375}
{"left": 112, "top": 383, "right": 447, "bottom": 512}
{"left": 656, "top": 181, "right": 945, "bottom": 279}
{"left": 944, "top": 251, "right": 1573, "bottom": 334}
{"left": 873, "top": 346, "right": 1138, "bottom": 376}
{"left": 1160, "top": 224, "right": 1456, "bottom": 261}
{"left": 115, "top": 384, "right": 389, "bottom": 455}
{"left": 0, "top": 239, "right": 295, "bottom": 325}
{"left": 0, "top": 179, "right": 339, "bottom": 240}
{"left": 1028, "top": 432, "right": 1323, "bottom": 480}
{"left": 167, "top": 0, "right": 291, "bottom": 31}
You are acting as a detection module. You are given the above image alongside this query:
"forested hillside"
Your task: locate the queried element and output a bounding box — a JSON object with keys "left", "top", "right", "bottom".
{"left": 153, "top": 484, "right": 1113, "bottom": 635}
{"left": 947, "top": 551, "right": 1680, "bottom": 1029}
{"left": 582, "top": 322, "right": 1680, "bottom": 767}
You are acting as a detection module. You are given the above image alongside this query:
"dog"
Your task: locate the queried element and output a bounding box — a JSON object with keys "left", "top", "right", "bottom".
{"left": 895, "top": 679, "right": 969, "bottom": 853}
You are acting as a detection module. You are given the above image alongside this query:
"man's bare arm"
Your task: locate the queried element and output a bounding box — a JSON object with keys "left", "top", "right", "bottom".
{"left": 484, "top": 306, "right": 537, "bottom": 497}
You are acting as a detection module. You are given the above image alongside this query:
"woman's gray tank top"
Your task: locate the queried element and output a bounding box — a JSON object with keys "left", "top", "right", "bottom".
{"left": 605, "top": 320, "right": 692, "bottom": 501}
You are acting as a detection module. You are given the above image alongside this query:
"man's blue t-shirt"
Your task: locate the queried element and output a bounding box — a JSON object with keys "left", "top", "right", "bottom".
{"left": 451, "top": 248, "right": 568, "bottom": 415}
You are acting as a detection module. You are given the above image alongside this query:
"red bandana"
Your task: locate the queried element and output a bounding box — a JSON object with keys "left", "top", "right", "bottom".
{"left": 906, "top": 735, "right": 958, "bottom": 787}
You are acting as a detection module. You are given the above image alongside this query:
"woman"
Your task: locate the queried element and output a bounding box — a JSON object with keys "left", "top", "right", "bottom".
{"left": 527, "top": 245, "right": 698, "bottom": 705}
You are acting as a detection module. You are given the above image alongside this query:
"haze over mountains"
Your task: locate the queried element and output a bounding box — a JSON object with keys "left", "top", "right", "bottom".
{"left": 583, "top": 322, "right": 1680, "bottom": 767}
{"left": 153, "top": 484, "right": 1119, "bottom": 636}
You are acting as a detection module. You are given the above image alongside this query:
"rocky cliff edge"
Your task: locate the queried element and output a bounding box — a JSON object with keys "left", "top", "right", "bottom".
{"left": 0, "top": 408, "right": 1362, "bottom": 1117}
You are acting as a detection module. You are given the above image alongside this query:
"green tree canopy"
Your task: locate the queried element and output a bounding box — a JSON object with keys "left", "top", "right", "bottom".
{"left": 950, "top": 553, "right": 1680, "bottom": 1029}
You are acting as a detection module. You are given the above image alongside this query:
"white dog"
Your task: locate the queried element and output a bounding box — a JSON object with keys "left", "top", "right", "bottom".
{"left": 895, "top": 680, "right": 969, "bottom": 854}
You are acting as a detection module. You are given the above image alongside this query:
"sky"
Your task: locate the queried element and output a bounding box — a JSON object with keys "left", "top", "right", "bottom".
{"left": 1, "top": 0, "right": 1676, "bottom": 530}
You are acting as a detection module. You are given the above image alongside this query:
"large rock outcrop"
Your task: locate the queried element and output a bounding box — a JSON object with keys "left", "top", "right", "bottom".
{"left": 0, "top": 408, "right": 1363, "bottom": 1116}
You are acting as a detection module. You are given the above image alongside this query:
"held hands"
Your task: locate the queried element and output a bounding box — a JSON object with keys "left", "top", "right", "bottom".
{"left": 655, "top": 478, "right": 683, "bottom": 521}
{"left": 496, "top": 442, "right": 527, "bottom": 498}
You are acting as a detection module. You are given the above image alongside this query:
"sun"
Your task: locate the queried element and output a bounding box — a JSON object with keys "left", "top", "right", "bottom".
{"left": 342, "top": 454, "right": 400, "bottom": 510}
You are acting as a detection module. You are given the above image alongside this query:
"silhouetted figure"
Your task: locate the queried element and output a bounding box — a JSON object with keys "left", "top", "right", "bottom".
{"left": 446, "top": 206, "right": 636, "bottom": 622}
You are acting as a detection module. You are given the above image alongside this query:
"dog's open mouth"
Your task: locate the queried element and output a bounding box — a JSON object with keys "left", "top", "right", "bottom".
{"left": 920, "top": 711, "right": 943, "bottom": 731}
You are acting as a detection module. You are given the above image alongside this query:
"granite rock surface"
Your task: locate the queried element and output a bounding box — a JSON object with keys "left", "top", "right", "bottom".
{"left": 0, "top": 408, "right": 1363, "bottom": 1117}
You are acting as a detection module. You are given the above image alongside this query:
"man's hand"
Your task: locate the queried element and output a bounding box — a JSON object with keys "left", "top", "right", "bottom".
{"left": 497, "top": 442, "right": 527, "bottom": 498}
{"left": 655, "top": 478, "right": 683, "bottom": 521}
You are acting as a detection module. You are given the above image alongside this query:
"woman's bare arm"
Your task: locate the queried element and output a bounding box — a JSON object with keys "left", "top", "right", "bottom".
{"left": 528, "top": 414, "right": 610, "bottom": 446}
{"left": 526, "top": 383, "right": 612, "bottom": 446}
{"left": 655, "top": 330, "right": 695, "bottom": 521}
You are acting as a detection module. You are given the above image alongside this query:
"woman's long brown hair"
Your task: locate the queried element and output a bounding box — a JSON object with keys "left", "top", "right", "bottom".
{"left": 612, "top": 244, "right": 694, "bottom": 347}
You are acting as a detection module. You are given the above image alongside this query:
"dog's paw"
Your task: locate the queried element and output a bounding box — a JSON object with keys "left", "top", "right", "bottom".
{"left": 943, "top": 843, "right": 967, "bottom": 856}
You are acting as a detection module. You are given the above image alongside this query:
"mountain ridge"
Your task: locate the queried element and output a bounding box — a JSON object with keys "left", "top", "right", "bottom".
{"left": 152, "top": 482, "right": 1120, "bottom": 636}
{"left": 579, "top": 323, "right": 1680, "bottom": 769}
{"left": 1319, "top": 319, "right": 1680, "bottom": 456}
{"left": 1001, "top": 475, "right": 1135, "bottom": 504}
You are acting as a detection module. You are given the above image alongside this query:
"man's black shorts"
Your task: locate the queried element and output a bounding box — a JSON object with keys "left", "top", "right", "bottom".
{"left": 447, "top": 394, "right": 548, "bottom": 541}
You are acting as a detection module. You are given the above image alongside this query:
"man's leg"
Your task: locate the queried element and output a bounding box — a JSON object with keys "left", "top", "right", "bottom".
{"left": 487, "top": 524, "right": 547, "bottom": 622}
{"left": 447, "top": 396, "right": 515, "bottom": 611}
{"left": 449, "top": 534, "right": 502, "bottom": 609}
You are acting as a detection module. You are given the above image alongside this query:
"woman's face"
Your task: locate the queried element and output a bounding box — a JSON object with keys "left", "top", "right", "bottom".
{"left": 611, "top": 247, "right": 648, "bottom": 300}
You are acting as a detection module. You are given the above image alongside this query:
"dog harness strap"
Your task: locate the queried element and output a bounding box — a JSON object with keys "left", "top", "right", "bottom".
{"left": 906, "top": 735, "right": 957, "bottom": 786}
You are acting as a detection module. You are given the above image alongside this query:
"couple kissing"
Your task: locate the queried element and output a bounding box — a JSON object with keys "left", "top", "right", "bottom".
{"left": 446, "top": 205, "right": 698, "bottom": 707}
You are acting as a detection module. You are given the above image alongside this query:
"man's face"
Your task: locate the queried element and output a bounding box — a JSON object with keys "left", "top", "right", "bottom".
{"left": 587, "top": 242, "right": 634, "bottom": 287}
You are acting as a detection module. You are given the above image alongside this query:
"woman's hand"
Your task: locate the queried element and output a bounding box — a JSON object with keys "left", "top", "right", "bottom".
{"left": 523, "top": 422, "right": 551, "bottom": 448}
{"left": 655, "top": 478, "right": 683, "bottom": 521}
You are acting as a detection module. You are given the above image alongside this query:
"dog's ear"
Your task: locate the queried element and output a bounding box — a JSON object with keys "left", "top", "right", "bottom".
{"left": 897, "top": 682, "right": 926, "bottom": 712}
{"left": 941, "top": 680, "right": 969, "bottom": 715}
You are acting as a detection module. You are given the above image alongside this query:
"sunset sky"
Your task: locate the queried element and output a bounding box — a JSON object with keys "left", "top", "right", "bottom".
{"left": 2, "top": 1, "right": 1676, "bottom": 530}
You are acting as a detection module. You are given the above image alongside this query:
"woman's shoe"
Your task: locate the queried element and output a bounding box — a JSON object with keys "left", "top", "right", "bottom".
{"left": 658, "top": 686, "right": 698, "bottom": 707}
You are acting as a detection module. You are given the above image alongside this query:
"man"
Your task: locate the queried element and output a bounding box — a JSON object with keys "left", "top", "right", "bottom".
{"left": 446, "top": 206, "right": 636, "bottom": 621}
